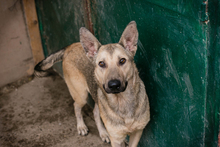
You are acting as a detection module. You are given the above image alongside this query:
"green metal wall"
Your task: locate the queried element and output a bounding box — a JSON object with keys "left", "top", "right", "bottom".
{"left": 35, "top": 0, "right": 219, "bottom": 146}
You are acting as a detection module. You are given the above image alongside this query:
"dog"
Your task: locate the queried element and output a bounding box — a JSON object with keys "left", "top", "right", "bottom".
{"left": 34, "top": 21, "right": 150, "bottom": 147}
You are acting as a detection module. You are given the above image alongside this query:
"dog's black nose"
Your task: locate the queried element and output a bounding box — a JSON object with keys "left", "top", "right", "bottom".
{"left": 108, "top": 80, "right": 121, "bottom": 91}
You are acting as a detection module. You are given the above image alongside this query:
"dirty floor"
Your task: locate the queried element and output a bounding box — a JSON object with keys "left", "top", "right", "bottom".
{"left": 0, "top": 75, "right": 111, "bottom": 147}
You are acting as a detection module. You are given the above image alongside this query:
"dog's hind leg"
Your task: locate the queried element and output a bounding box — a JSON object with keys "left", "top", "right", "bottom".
{"left": 74, "top": 101, "right": 88, "bottom": 135}
{"left": 93, "top": 103, "right": 110, "bottom": 143}
{"left": 64, "top": 74, "right": 89, "bottom": 136}
{"left": 69, "top": 85, "right": 89, "bottom": 135}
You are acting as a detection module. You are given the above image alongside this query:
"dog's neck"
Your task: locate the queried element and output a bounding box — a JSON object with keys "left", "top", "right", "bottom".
{"left": 101, "top": 67, "right": 140, "bottom": 118}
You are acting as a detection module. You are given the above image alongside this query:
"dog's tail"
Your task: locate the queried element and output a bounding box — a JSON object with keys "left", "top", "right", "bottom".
{"left": 34, "top": 48, "right": 66, "bottom": 77}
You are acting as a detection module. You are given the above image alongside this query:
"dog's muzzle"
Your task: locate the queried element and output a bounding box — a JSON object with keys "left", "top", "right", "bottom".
{"left": 103, "top": 80, "right": 128, "bottom": 94}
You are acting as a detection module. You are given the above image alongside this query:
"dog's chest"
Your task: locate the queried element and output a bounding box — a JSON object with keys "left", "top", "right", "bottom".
{"left": 123, "top": 116, "right": 146, "bottom": 134}
{"left": 124, "top": 118, "right": 136, "bottom": 132}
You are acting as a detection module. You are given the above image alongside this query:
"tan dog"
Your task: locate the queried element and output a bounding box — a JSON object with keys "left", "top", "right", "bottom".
{"left": 35, "top": 21, "right": 150, "bottom": 147}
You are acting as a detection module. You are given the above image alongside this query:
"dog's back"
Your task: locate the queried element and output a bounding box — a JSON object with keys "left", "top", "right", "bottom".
{"left": 62, "top": 42, "right": 98, "bottom": 103}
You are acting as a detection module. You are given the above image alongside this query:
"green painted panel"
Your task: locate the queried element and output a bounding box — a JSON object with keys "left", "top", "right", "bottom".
{"left": 205, "top": 0, "right": 220, "bottom": 146}
{"left": 35, "top": 0, "right": 88, "bottom": 75}
{"left": 35, "top": 0, "right": 219, "bottom": 146}
{"left": 90, "top": 0, "right": 219, "bottom": 146}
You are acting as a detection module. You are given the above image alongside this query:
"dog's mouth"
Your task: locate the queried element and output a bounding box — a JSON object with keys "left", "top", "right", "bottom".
{"left": 103, "top": 80, "right": 128, "bottom": 94}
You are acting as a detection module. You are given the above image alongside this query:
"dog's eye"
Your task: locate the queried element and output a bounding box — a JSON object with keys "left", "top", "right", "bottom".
{"left": 98, "top": 61, "right": 105, "bottom": 67}
{"left": 119, "top": 58, "right": 126, "bottom": 65}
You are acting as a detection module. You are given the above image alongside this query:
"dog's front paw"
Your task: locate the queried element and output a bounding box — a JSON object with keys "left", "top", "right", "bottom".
{"left": 77, "top": 124, "right": 89, "bottom": 136}
{"left": 99, "top": 130, "right": 110, "bottom": 143}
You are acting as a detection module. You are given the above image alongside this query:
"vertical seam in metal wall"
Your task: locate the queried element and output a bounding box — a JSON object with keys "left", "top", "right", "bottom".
{"left": 85, "top": 0, "right": 94, "bottom": 34}
{"left": 35, "top": 0, "right": 48, "bottom": 57}
{"left": 202, "top": 0, "right": 209, "bottom": 146}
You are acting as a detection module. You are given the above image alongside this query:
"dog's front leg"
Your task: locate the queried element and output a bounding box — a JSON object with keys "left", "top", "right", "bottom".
{"left": 93, "top": 103, "right": 110, "bottom": 143}
{"left": 128, "top": 129, "right": 143, "bottom": 147}
{"left": 110, "top": 139, "right": 126, "bottom": 147}
{"left": 108, "top": 135, "right": 127, "bottom": 147}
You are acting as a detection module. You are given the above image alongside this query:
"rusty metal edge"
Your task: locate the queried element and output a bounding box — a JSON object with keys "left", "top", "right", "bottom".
{"left": 84, "top": 0, "right": 94, "bottom": 34}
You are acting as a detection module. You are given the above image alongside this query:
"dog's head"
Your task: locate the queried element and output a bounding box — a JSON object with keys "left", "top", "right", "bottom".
{"left": 80, "top": 21, "right": 138, "bottom": 94}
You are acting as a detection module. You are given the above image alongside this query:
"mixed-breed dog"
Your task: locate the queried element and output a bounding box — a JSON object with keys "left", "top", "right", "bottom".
{"left": 35, "top": 21, "right": 150, "bottom": 147}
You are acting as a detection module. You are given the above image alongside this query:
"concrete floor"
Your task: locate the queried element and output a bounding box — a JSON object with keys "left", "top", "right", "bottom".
{"left": 0, "top": 75, "right": 111, "bottom": 147}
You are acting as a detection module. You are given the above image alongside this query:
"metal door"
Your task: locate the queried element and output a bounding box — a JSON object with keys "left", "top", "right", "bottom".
{"left": 35, "top": 0, "right": 219, "bottom": 146}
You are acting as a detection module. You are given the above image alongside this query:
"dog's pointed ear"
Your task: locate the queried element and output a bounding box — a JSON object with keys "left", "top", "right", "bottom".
{"left": 119, "top": 21, "right": 138, "bottom": 56}
{"left": 80, "top": 27, "right": 101, "bottom": 58}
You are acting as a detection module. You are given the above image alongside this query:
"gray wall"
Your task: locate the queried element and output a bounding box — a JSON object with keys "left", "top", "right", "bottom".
{"left": 0, "top": 0, "right": 34, "bottom": 87}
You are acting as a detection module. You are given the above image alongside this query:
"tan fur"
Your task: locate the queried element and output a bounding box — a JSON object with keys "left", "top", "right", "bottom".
{"left": 35, "top": 21, "right": 150, "bottom": 147}
{"left": 96, "top": 49, "right": 150, "bottom": 146}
